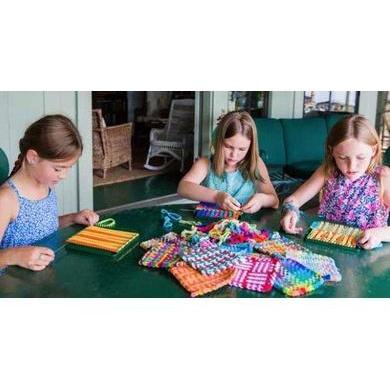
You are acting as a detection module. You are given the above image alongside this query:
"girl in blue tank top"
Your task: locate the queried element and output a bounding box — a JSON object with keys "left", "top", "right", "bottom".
{"left": 178, "top": 111, "right": 278, "bottom": 213}
{"left": 0, "top": 115, "right": 99, "bottom": 274}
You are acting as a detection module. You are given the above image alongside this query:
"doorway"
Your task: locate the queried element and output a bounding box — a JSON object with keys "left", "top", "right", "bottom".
{"left": 91, "top": 91, "right": 196, "bottom": 211}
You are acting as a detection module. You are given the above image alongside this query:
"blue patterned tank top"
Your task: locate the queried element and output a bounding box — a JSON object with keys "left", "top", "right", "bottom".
{"left": 203, "top": 165, "right": 256, "bottom": 205}
{"left": 0, "top": 179, "right": 59, "bottom": 248}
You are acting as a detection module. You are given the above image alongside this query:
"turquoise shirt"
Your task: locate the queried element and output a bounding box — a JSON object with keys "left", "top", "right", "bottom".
{"left": 203, "top": 165, "right": 256, "bottom": 205}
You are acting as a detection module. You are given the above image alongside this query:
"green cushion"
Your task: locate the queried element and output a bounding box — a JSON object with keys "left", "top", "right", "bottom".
{"left": 325, "top": 113, "right": 349, "bottom": 133}
{"left": 0, "top": 148, "right": 9, "bottom": 185}
{"left": 280, "top": 118, "right": 327, "bottom": 166}
{"left": 255, "top": 118, "right": 286, "bottom": 166}
{"left": 285, "top": 160, "right": 321, "bottom": 179}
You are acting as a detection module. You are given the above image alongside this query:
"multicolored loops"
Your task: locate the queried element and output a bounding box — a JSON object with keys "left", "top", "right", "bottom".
{"left": 195, "top": 202, "right": 242, "bottom": 220}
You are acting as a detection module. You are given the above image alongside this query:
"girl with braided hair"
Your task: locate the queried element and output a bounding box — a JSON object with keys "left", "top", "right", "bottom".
{"left": 0, "top": 115, "right": 99, "bottom": 272}
{"left": 178, "top": 110, "right": 278, "bottom": 213}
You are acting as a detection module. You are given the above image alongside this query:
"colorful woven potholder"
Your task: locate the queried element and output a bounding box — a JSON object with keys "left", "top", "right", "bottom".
{"left": 254, "top": 232, "right": 302, "bottom": 257}
{"left": 255, "top": 232, "right": 341, "bottom": 283}
{"left": 169, "top": 261, "right": 235, "bottom": 297}
{"left": 286, "top": 249, "right": 342, "bottom": 282}
{"left": 181, "top": 241, "right": 245, "bottom": 276}
{"left": 195, "top": 202, "right": 242, "bottom": 220}
{"left": 229, "top": 253, "right": 279, "bottom": 293}
{"left": 140, "top": 232, "right": 180, "bottom": 250}
{"left": 139, "top": 241, "right": 182, "bottom": 268}
{"left": 274, "top": 258, "right": 324, "bottom": 297}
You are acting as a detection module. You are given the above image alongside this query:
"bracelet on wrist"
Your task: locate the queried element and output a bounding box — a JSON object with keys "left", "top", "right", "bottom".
{"left": 281, "top": 201, "right": 301, "bottom": 219}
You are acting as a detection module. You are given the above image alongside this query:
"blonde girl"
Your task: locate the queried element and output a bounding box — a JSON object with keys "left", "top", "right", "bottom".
{"left": 178, "top": 110, "right": 278, "bottom": 213}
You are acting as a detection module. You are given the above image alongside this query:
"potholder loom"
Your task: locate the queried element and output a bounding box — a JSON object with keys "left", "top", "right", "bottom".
{"left": 229, "top": 253, "right": 279, "bottom": 293}
{"left": 305, "top": 220, "right": 364, "bottom": 249}
{"left": 66, "top": 225, "right": 139, "bottom": 260}
{"left": 169, "top": 261, "right": 236, "bottom": 297}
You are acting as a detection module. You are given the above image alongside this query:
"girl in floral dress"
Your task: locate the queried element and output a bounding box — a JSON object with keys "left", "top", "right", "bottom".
{"left": 280, "top": 114, "right": 390, "bottom": 250}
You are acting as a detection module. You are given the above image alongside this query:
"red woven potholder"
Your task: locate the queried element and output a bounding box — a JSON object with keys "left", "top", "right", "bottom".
{"left": 229, "top": 253, "right": 279, "bottom": 293}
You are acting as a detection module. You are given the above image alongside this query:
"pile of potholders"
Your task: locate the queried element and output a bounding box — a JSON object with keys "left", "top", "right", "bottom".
{"left": 139, "top": 218, "right": 342, "bottom": 297}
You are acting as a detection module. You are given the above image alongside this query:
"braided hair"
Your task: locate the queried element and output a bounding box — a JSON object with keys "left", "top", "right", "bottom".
{"left": 9, "top": 114, "right": 83, "bottom": 178}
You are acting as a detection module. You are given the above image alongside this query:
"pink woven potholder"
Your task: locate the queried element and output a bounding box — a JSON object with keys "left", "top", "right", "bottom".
{"left": 229, "top": 253, "right": 279, "bottom": 293}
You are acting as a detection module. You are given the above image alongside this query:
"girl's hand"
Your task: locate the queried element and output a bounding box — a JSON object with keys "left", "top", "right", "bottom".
{"left": 216, "top": 191, "right": 241, "bottom": 212}
{"left": 74, "top": 209, "right": 99, "bottom": 226}
{"left": 358, "top": 228, "right": 383, "bottom": 250}
{"left": 241, "top": 194, "right": 263, "bottom": 214}
{"left": 280, "top": 210, "right": 303, "bottom": 235}
{"left": 11, "top": 246, "right": 55, "bottom": 271}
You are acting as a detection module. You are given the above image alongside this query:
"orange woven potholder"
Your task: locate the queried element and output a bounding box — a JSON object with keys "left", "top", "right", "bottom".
{"left": 169, "top": 261, "right": 235, "bottom": 297}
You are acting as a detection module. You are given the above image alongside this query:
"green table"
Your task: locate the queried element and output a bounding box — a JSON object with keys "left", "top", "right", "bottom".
{"left": 1, "top": 204, "right": 390, "bottom": 297}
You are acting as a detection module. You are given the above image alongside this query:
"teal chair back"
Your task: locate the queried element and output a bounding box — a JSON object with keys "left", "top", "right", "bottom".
{"left": 383, "top": 147, "right": 390, "bottom": 167}
{"left": 0, "top": 148, "right": 10, "bottom": 185}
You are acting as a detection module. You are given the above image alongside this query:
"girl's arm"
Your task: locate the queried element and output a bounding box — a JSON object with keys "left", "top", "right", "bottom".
{"left": 0, "top": 188, "right": 54, "bottom": 270}
{"left": 359, "top": 166, "right": 390, "bottom": 248}
{"left": 59, "top": 209, "right": 99, "bottom": 228}
{"left": 0, "top": 188, "right": 14, "bottom": 268}
{"left": 256, "top": 157, "right": 279, "bottom": 209}
{"left": 280, "top": 165, "right": 326, "bottom": 234}
{"left": 177, "top": 157, "right": 219, "bottom": 203}
{"left": 177, "top": 157, "right": 240, "bottom": 211}
{"left": 241, "top": 158, "right": 279, "bottom": 213}
{"left": 283, "top": 165, "right": 326, "bottom": 208}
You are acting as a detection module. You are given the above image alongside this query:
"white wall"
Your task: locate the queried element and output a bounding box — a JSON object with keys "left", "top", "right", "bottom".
{"left": 0, "top": 91, "right": 93, "bottom": 214}
{"left": 358, "top": 91, "right": 378, "bottom": 124}
{"left": 269, "top": 91, "right": 298, "bottom": 118}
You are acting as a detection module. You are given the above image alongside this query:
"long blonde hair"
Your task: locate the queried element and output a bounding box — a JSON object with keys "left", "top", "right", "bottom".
{"left": 323, "top": 114, "right": 381, "bottom": 178}
{"left": 212, "top": 111, "right": 263, "bottom": 182}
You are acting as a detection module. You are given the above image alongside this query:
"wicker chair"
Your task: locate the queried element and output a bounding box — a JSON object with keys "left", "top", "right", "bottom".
{"left": 92, "top": 109, "right": 133, "bottom": 179}
{"left": 144, "top": 99, "right": 195, "bottom": 172}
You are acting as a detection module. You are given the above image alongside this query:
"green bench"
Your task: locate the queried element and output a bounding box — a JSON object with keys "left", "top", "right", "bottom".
{"left": 0, "top": 148, "right": 9, "bottom": 185}
{"left": 255, "top": 113, "right": 348, "bottom": 180}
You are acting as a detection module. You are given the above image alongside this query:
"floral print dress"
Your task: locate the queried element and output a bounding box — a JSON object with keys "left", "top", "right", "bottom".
{"left": 318, "top": 167, "right": 389, "bottom": 229}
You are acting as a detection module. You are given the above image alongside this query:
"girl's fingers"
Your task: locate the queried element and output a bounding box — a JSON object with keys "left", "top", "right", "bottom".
{"left": 32, "top": 264, "right": 47, "bottom": 272}
{"left": 40, "top": 247, "right": 55, "bottom": 258}
{"left": 359, "top": 232, "right": 369, "bottom": 245}
{"left": 38, "top": 254, "right": 54, "bottom": 265}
